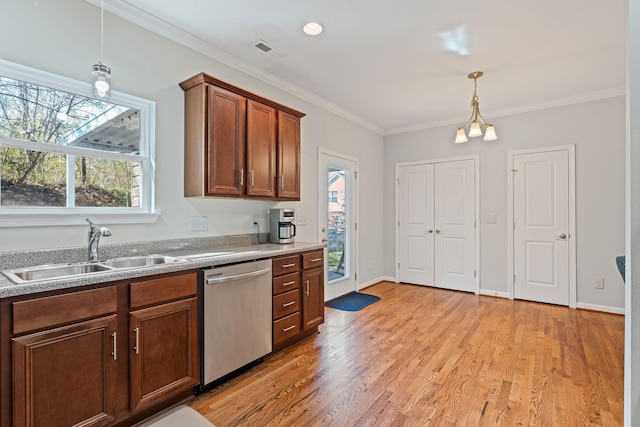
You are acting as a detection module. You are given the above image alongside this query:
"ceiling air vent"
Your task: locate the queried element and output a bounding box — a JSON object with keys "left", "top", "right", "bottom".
{"left": 252, "top": 40, "right": 284, "bottom": 60}
{"left": 254, "top": 40, "right": 273, "bottom": 53}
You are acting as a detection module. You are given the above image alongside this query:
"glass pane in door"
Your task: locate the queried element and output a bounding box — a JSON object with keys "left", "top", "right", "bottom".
{"left": 328, "top": 167, "right": 348, "bottom": 283}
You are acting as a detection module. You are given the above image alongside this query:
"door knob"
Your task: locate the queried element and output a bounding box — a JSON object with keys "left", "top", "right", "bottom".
{"left": 321, "top": 238, "right": 328, "bottom": 243}
{"left": 426, "top": 229, "right": 433, "bottom": 234}
{"left": 555, "top": 233, "right": 567, "bottom": 239}
{"left": 435, "top": 229, "right": 441, "bottom": 234}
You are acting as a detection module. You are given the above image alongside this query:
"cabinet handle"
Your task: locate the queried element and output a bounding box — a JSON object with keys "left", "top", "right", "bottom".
{"left": 282, "top": 301, "right": 296, "bottom": 307}
{"left": 310, "top": 258, "right": 322, "bottom": 262}
{"left": 282, "top": 280, "right": 296, "bottom": 287}
{"left": 280, "top": 174, "right": 285, "bottom": 190}
{"left": 111, "top": 332, "right": 117, "bottom": 360}
{"left": 282, "top": 325, "right": 296, "bottom": 332}
{"left": 281, "top": 263, "right": 296, "bottom": 268}
{"left": 239, "top": 168, "right": 244, "bottom": 186}
{"left": 133, "top": 327, "right": 139, "bottom": 355}
{"left": 305, "top": 280, "right": 310, "bottom": 296}
{"left": 251, "top": 169, "right": 255, "bottom": 187}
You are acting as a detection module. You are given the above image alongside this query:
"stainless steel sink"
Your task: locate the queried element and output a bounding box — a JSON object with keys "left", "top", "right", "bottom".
{"left": 4, "top": 262, "right": 115, "bottom": 284}
{"left": 2, "top": 255, "right": 189, "bottom": 284}
{"left": 102, "top": 255, "right": 186, "bottom": 268}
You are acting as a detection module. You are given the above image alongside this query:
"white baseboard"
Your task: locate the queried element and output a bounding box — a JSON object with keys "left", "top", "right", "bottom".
{"left": 357, "top": 276, "right": 396, "bottom": 290}
{"left": 576, "top": 302, "right": 625, "bottom": 315}
{"left": 479, "top": 290, "right": 510, "bottom": 299}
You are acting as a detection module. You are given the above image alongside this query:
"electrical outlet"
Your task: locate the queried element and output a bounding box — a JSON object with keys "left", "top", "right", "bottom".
{"left": 190, "top": 216, "right": 208, "bottom": 231}
{"left": 594, "top": 277, "right": 604, "bottom": 289}
{"left": 251, "top": 215, "right": 259, "bottom": 228}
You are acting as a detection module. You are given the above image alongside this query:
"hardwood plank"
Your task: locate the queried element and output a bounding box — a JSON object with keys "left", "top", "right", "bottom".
{"left": 189, "top": 281, "right": 624, "bottom": 426}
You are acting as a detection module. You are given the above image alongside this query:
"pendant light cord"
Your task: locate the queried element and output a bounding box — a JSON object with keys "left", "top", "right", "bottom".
{"left": 100, "top": 0, "right": 104, "bottom": 62}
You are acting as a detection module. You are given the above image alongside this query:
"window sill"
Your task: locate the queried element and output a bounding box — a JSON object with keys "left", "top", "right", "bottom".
{"left": 0, "top": 211, "right": 161, "bottom": 227}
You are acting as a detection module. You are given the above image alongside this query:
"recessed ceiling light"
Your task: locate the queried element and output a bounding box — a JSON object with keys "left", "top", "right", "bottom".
{"left": 303, "top": 22, "right": 323, "bottom": 36}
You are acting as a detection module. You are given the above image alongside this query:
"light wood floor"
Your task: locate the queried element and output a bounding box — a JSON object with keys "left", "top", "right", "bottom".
{"left": 190, "top": 281, "right": 624, "bottom": 426}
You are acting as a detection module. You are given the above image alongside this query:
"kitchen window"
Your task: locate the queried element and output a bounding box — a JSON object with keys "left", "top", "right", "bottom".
{"left": 0, "top": 59, "right": 157, "bottom": 226}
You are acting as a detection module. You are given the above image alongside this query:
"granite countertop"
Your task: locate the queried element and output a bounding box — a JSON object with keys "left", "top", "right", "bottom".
{"left": 0, "top": 241, "right": 325, "bottom": 299}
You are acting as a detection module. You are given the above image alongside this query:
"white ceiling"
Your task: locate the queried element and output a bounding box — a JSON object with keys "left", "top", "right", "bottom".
{"left": 102, "top": 0, "right": 626, "bottom": 135}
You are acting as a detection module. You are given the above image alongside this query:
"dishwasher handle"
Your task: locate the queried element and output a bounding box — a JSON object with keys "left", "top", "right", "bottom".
{"left": 205, "top": 267, "right": 272, "bottom": 285}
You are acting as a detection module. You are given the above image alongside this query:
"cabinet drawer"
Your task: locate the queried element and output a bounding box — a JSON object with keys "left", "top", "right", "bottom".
{"left": 302, "top": 251, "right": 324, "bottom": 270}
{"left": 13, "top": 286, "right": 117, "bottom": 335}
{"left": 273, "top": 312, "right": 301, "bottom": 345}
{"left": 273, "top": 272, "right": 300, "bottom": 295}
{"left": 273, "top": 289, "right": 300, "bottom": 320}
{"left": 272, "top": 255, "right": 300, "bottom": 276}
{"left": 130, "top": 272, "right": 198, "bottom": 309}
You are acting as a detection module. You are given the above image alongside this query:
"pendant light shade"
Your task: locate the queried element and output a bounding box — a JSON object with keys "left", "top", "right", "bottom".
{"left": 92, "top": 62, "right": 111, "bottom": 99}
{"left": 454, "top": 71, "right": 497, "bottom": 143}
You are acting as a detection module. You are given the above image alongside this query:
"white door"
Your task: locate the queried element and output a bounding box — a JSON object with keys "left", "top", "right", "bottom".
{"left": 319, "top": 149, "right": 358, "bottom": 301}
{"left": 513, "top": 150, "right": 570, "bottom": 305}
{"left": 397, "top": 164, "right": 435, "bottom": 286}
{"left": 397, "top": 158, "right": 477, "bottom": 293}
{"left": 434, "top": 160, "right": 476, "bottom": 292}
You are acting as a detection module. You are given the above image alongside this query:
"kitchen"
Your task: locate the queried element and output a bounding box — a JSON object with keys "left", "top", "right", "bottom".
{"left": 0, "top": 0, "right": 636, "bottom": 425}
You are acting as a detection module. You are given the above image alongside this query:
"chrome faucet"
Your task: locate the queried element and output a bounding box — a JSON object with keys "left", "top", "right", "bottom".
{"left": 86, "top": 219, "right": 112, "bottom": 262}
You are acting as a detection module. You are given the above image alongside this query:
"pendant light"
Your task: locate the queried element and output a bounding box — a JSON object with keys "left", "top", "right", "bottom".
{"left": 91, "top": 0, "right": 111, "bottom": 99}
{"left": 454, "top": 71, "right": 496, "bottom": 143}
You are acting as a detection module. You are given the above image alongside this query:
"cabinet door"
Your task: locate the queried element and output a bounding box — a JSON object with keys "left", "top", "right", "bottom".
{"left": 207, "top": 84, "right": 246, "bottom": 196}
{"left": 130, "top": 297, "right": 199, "bottom": 412}
{"left": 247, "top": 100, "right": 276, "bottom": 197}
{"left": 277, "top": 111, "right": 301, "bottom": 199}
{"left": 302, "top": 268, "right": 324, "bottom": 330}
{"left": 13, "top": 315, "right": 118, "bottom": 427}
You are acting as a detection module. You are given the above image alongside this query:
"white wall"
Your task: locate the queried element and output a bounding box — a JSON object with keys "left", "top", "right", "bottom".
{"left": 383, "top": 96, "right": 626, "bottom": 311}
{"left": 626, "top": 0, "right": 640, "bottom": 423}
{"left": 0, "top": 1, "right": 385, "bottom": 287}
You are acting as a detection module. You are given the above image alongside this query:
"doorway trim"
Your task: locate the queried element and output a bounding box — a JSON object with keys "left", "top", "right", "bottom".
{"left": 507, "top": 144, "right": 576, "bottom": 308}
{"left": 394, "top": 154, "right": 480, "bottom": 294}
{"left": 318, "top": 147, "right": 359, "bottom": 300}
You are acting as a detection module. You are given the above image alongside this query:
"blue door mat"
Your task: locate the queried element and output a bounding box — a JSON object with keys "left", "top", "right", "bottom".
{"left": 325, "top": 292, "right": 381, "bottom": 311}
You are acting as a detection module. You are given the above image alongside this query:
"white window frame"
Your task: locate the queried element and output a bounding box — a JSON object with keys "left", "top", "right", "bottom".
{"left": 0, "top": 59, "right": 159, "bottom": 227}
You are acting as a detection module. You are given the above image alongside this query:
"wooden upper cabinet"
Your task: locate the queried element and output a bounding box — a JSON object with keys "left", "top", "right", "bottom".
{"left": 207, "top": 85, "right": 246, "bottom": 196}
{"left": 277, "top": 111, "right": 301, "bottom": 200}
{"left": 180, "top": 72, "right": 304, "bottom": 200}
{"left": 247, "top": 100, "right": 276, "bottom": 197}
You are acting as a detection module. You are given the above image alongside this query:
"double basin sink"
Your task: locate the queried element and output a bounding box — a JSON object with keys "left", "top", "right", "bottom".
{"left": 2, "top": 255, "right": 188, "bottom": 284}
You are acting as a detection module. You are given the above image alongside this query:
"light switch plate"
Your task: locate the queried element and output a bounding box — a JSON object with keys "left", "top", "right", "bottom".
{"left": 297, "top": 215, "right": 307, "bottom": 226}
{"left": 486, "top": 213, "right": 497, "bottom": 224}
{"left": 594, "top": 277, "right": 604, "bottom": 289}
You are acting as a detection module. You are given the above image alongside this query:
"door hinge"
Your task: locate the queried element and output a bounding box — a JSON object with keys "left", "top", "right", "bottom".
{"left": 355, "top": 272, "right": 358, "bottom": 281}
{"left": 396, "top": 178, "right": 400, "bottom": 185}
{"left": 513, "top": 222, "right": 516, "bottom": 230}
{"left": 474, "top": 270, "right": 477, "bottom": 278}
{"left": 354, "top": 171, "right": 358, "bottom": 180}
{"left": 513, "top": 274, "right": 516, "bottom": 283}
{"left": 398, "top": 262, "right": 400, "bottom": 269}
{"left": 398, "top": 220, "right": 400, "bottom": 227}
{"left": 355, "top": 222, "right": 358, "bottom": 231}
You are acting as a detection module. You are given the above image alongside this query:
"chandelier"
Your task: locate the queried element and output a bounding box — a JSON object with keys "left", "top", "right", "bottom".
{"left": 455, "top": 71, "right": 497, "bottom": 143}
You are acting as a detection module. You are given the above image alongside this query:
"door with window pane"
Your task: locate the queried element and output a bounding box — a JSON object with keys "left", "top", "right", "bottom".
{"left": 319, "top": 149, "right": 357, "bottom": 301}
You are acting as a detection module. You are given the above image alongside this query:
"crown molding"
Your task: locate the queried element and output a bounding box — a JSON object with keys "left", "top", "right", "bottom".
{"left": 85, "top": 0, "right": 385, "bottom": 135}
{"left": 385, "top": 87, "right": 626, "bottom": 135}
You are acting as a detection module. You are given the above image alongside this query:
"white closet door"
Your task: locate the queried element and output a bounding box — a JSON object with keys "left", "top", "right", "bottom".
{"left": 513, "top": 150, "right": 570, "bottom": 305}
{"left": 434, "top": 160, "right": 476, "bottom": 292}
{"left": 398, "top": 164, "right": 434, "bottom": 286}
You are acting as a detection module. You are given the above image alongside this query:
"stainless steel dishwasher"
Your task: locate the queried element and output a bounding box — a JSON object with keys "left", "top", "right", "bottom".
{"left": 201, "top": 259, "right": 272, "bottom": 387}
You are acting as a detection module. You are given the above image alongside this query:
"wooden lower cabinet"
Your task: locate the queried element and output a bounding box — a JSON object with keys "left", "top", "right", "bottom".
{"left": 12, "top": 315, "right": 118, "bottom": 427}
{"left": 302, "top": 267, "right": 324, "bottom": 330}
{"left": 3, "top": 270, "right": 200, "bottom": 427}
{"left": 272, "top": 250, "right": 324, "bottom": 349}
{"left": 129, "top": 297, "right": 199, "bottom": 412}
